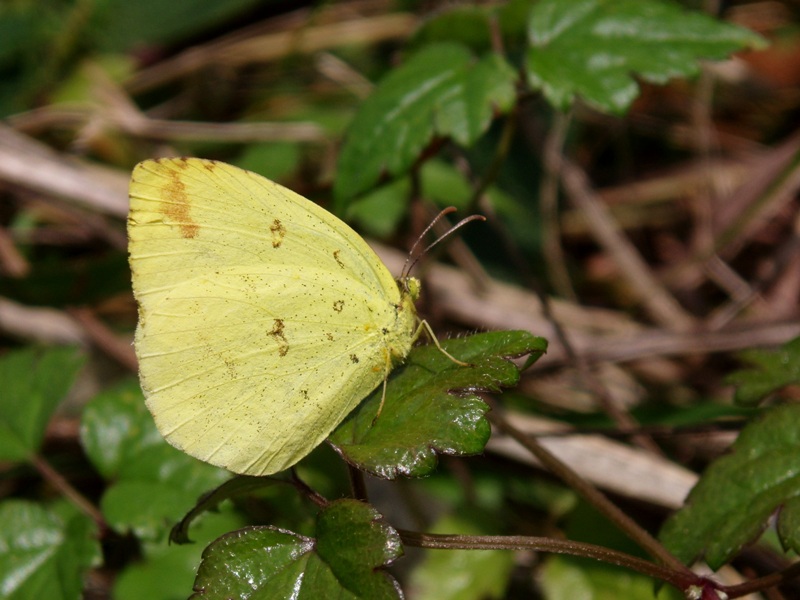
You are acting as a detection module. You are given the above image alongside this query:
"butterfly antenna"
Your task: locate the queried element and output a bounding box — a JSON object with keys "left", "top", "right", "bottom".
{"left": 402, "top": 210, "right": 486, "bottom": 278}
{"left": 402, "top": 207, "right": 456, "bottom": 277}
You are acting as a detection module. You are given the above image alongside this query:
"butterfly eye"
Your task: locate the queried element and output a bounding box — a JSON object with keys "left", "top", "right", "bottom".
{"left": 404, "top": 277, "right": 421, "bottom": 301}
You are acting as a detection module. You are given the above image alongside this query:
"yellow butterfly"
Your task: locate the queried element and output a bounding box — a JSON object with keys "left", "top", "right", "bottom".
{"left": 128, "top": 157, "right": 465, "bottom": 476}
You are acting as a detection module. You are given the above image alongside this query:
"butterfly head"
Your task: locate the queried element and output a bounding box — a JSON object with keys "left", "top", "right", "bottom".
{"left": 398, "top": 276, "right": 421, "bottom": 302}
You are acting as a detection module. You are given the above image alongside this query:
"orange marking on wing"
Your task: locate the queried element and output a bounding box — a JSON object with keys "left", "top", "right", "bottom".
{"left": 160, "top": 161, "right": 200, "bottom": 239}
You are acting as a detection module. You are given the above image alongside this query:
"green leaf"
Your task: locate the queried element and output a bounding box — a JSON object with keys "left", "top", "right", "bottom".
{"left": 538, "top": 500, "right": 682, "bottom": 598}
{"left": 411, "top": 7, "right": 494, "bottom": 54}
{"left": 420, "top": 159, "right": 474, "bottom": 210}
{"left": 80, "top": 379, "right": 164, "bottom": 478}
{"left": 564, "top": 501, "right": 700, "bottom": 597}
{"left": 0, "top": 500, "right": 101, "bottom": 600}
{"left": 80, "top": 380, "right": 229, "bottom": 540}
{"left": 525, "top": 0, "right": 765, "bottom": 114}
{"left": 0, "top": 5, "right": 40, "bottom": 68}
{"left": 170, "top": 475, "right": 284, "bottom": 544}
{"left": 94, "top": 0, "right": 264, "bottom": 52}
{"left": 410, "top": 1, "right": 532, "bottom": 56}
{"left": 50, "top": 55, "right": 135, "bottom": 106}
{"left": 114, "top": 506, "right": 246, "bottom": 600}
{"left": 0, "top": 346, "right": 84, "bottom": 462}
{"left": 346, "top": 177, "right": 411, "bottom": 238}
{"left": 408, "top": 514, "right": 515, "bottom": 600}
{"left": 315, "top": 500, "right": 403, "bottom": 597}
{"left": 192, "top": 499, "right": 403, "bottom": 599}
{"left": 234, "top": 142, "right": 303, "bottom": 182}
{"left": 334, "top": 43, "right": 516, "bottom": 205}
{"left": 726, "top": 337, "right": 800, "bottom": 406}
{"left": 540, "top": 555, "right": 682, "bottom": 600}
{"left": 0, "top": 4, "right": 60, "bottom": 116}
{"left": 659, "top": 404, "right": 800, "bottom": 569}
{"left": 330, "top": 331, "right": 547, "bottom": 478}
{"left": 346, "top": 160, "right": 517, "bottom": 238}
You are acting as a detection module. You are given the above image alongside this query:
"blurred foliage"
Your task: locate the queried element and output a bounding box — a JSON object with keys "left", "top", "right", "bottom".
{"left": 1, "top": 0, "right": 799, "bottom": 598}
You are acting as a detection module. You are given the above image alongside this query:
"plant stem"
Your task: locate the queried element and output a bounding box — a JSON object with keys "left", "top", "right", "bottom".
{"left": 540, "top": 110, "right": 577, "bottom": 300}
{"left": 31, "top": 453, "right": 106, "bottom": 533}
{"left": 720, "top": 560, "right": 800, "bottom": 598}
{"left": 399, "top": 529, "right": 693, "bottom": 591}
{"left": 347, "top": 463, "right": 369, "bottom": 502}
{"left": 486, "top": 408, "right": 691, "bottom": 575}
{"left": 466, "top": 103, "right": 518, "bottom": 215}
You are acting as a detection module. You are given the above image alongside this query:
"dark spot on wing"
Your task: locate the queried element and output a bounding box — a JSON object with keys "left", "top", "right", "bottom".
{"left": 350, "top": 354, "right": 359, "bottom": 363}
{"left": 270, "top": 219, "right": 286, "bottom": 248}
{"left": 270, "top": 319, "right": 289, "bottom": 356}
{"left": 333, "top": 300, "right": 344, "bottom": 313}
{"left": 224, "top": 358, "right": 237, "bottom": 379}
{"left": 333, "top": 250, "right": 345, "bottom": 269}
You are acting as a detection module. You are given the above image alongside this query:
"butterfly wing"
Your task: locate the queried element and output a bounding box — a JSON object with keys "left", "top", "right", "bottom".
{"left": 128, "top": 158, "right": 416, "bottom": 475}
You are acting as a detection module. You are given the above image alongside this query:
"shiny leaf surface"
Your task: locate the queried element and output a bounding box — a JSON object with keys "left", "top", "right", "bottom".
{"left": 0, "top": 501, "right": 100, "bottom": 600}
{"left": 330, "top": 331, "right": 547, "bottom": 478}
{"left": 192, "top": 499, "right": 402, "bottom": 599}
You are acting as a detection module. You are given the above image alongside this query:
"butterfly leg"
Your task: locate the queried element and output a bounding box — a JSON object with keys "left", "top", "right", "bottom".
{"left": 376, "top": 373, "right": 389, "bottom": 417}
{"left": 370, "top": 356, "right": 392, "bottom": 426}
{"left": 414, "top": 320, "right": 472, "bottom": 367}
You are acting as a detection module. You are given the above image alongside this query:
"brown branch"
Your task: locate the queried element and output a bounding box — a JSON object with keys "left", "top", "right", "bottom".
{"left": 31, "top": 454, "right": 107, "bottom": 534}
